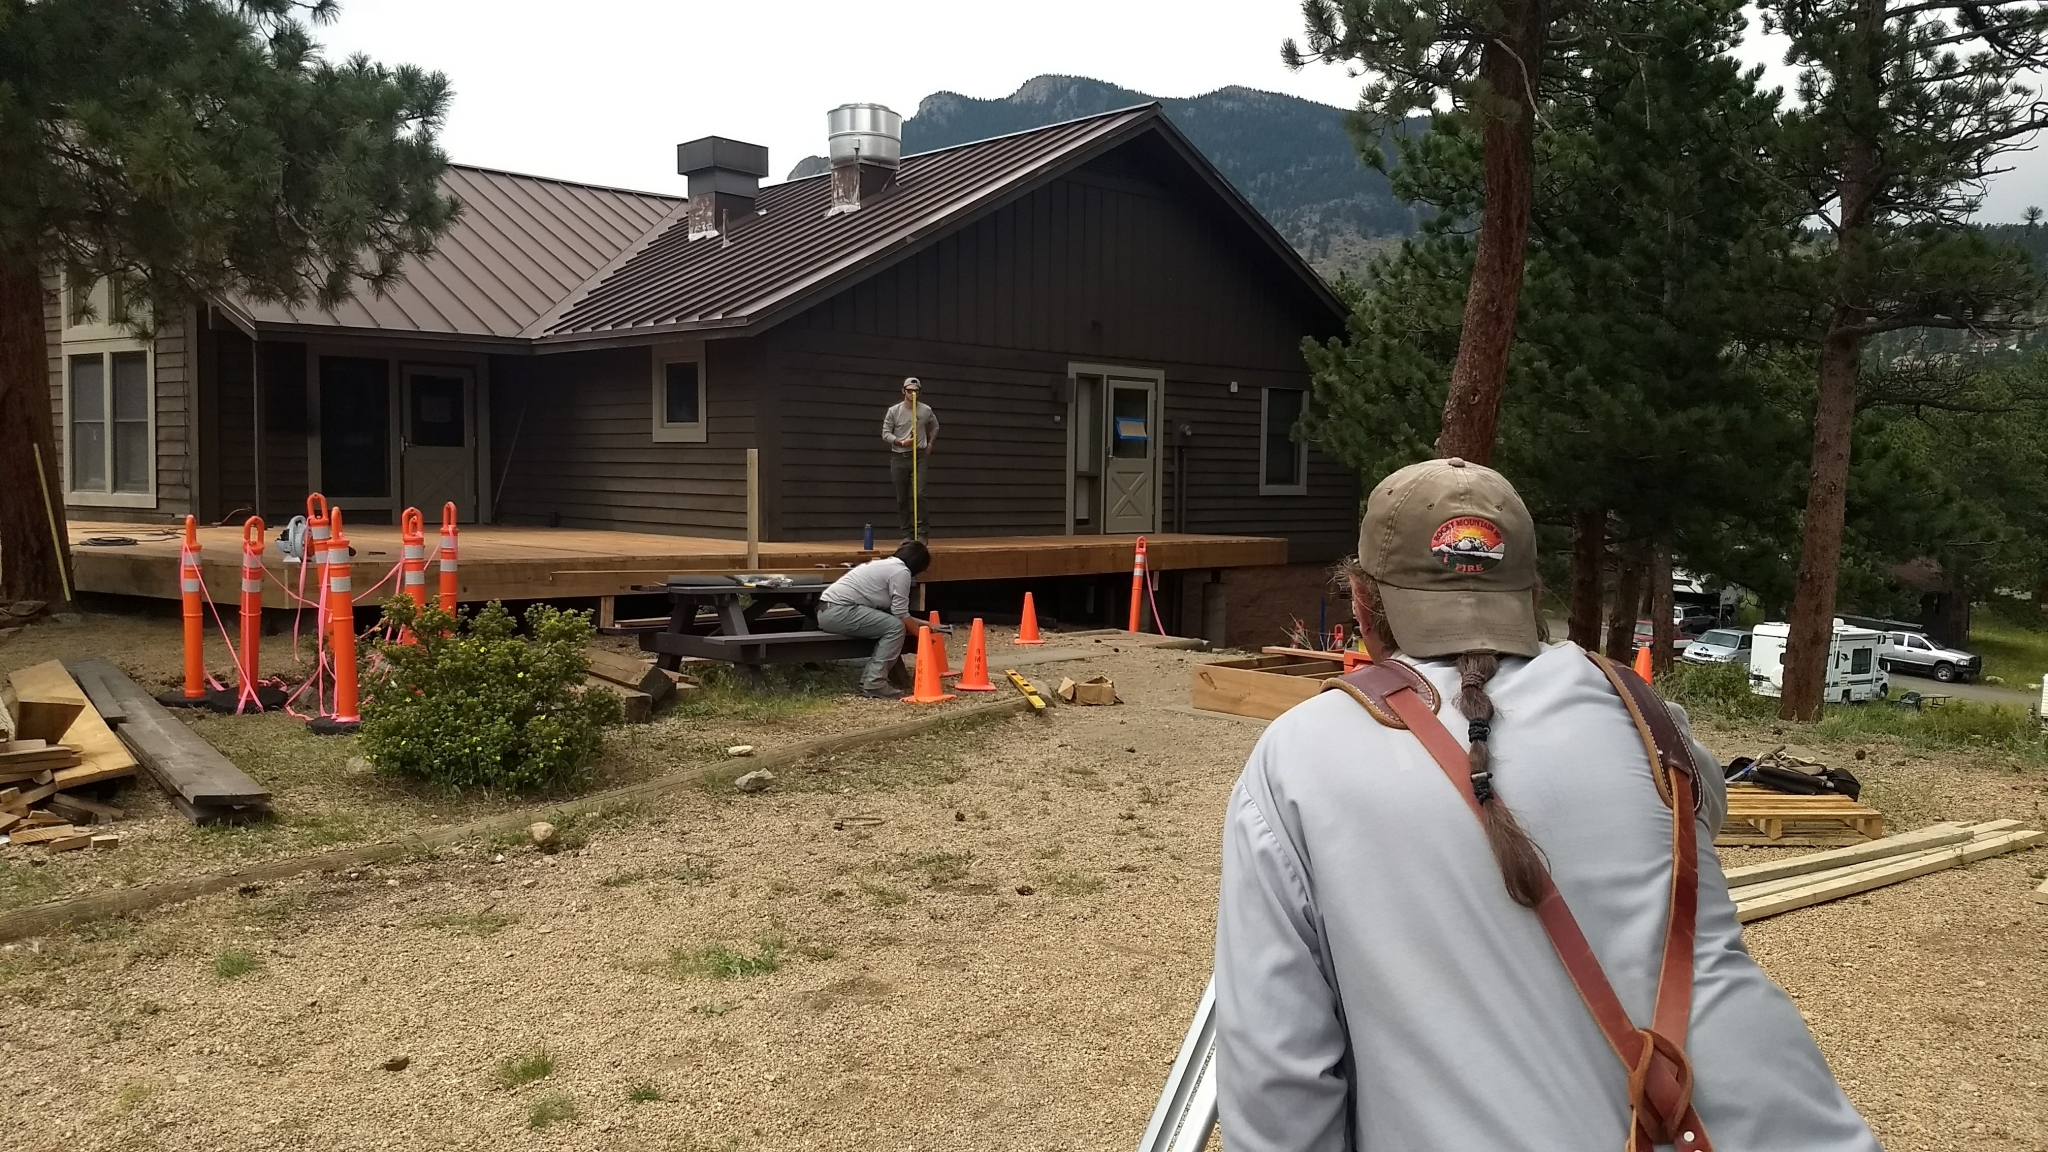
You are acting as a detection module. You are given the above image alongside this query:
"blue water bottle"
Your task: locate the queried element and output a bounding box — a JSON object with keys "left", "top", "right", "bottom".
{"left": 862, "top": 523, "right": 875, "bottom": 551}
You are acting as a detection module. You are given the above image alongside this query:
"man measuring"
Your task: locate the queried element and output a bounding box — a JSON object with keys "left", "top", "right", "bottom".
{"left": 817, "top": 540, "right": 930, "bottom": 700}
{"left": 882, "top": 376, "right": 938, "bottom": 541}
{"left": 1210, "top": 458, "right": 1876, "bottom": 1151}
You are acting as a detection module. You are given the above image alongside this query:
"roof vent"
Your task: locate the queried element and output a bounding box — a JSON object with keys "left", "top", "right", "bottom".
{"left": 826, "top": 104, "right": 901, "bottom": 215}
{"left": 677, "top": 136, "right": 770, "bottom": 240}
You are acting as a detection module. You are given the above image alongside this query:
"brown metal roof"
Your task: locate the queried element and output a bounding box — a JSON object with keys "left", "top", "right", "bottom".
{"left": 539, "top": 104, "right": 1342, "bottom": 342}
{"left": 224, "top": 165, "right": 679, "bottom": 342}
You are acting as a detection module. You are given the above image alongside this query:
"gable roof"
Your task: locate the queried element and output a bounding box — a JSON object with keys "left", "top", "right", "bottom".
{"left": 224, "top": 105, "right": 1343, "bottom": 348}
{"left": 218, "top": 165, "right": 678, "bottom": 343}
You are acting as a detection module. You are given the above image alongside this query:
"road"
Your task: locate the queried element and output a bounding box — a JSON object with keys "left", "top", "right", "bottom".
{"left": 1886, "top": 671, "right": 2036, "bottom": 709}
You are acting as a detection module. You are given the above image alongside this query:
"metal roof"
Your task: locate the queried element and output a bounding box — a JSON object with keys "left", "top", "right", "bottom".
{"left": 539, "top": 104, "right": 1344, "bottom": 342}
{"left": 223, "top": 165, "right": 679, "bottom": 342}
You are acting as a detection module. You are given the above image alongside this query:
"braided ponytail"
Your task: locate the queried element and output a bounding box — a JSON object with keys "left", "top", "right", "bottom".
{"left": 1456, "top": 652, "right": 1548, "bottom": 908}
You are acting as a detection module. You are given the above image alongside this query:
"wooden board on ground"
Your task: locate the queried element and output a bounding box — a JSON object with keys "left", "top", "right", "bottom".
{"left": 1718, "top": 783, "right": 1884, "bottom": 846}
{"left": 10, "top": 661, "right": 136, "bottom": 796}
{"left": 586, "top": 677, "right": 653, "bottom": 724}
{"left": 584, "top": 648, "right": 674, "bottom": 706}
{"left": 6, "top": 823, "right": 83, "bottom": 845}
{"left": 66, "top": 661, "right": 128, "bottom": 727}
{"left": 67, "top": 659, "right": 270, "bottom": 818}
{"left": 4, "top": 663, "right": 89, "bottom": 744}
{"left": 1734, "top": 825, "right": 2043, "bottom": 922}
{"left": 1722, "top": 822, "right": 1975, "bottom": 886}
{"left": 47, "top": 793, "right": 124, "bottom": 824}
{"left": 2035, "top": 877, "right": 2048, "bottom": 905}
{"left": 1191, "top": 654, "right": 1345, "bottom": 721}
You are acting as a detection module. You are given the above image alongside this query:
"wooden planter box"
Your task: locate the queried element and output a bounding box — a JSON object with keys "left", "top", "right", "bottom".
{"left": 1191, "top": 653, "right": 1347, "bottom": 720}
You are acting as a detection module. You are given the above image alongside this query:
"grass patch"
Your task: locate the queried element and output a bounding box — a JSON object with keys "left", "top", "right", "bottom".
{"left": 212, "top": 950, "right": 261, "bottom": 980}
{"left": 527, "top": 1094, "right": 577, "bottom": 1129}
{"left": 672, "top": 858, "right": 716, "bottom": 885}
{"left": 421, "top": 910, "right": 516, "bottom": 937}
{"left": 661, "top": 935, "right": 783, "bottom": 980}
{"left": 671, "top": 663, "right": 851, "bottom": 724}
{"left": 628, "top": 1082, "right": 662, "bottom": 1103}
{"left": 1969, "top": 614, "right": 2048, "bottom": 687}
{"left": 688, "top": 1002, "right": 737, "bottom": 1016}
{"left": 904, "top": 850, "right": 974, "bottom": 887}
{"left": 1043, "top": 870, "right": 1105, "bottom": 897}
{"left": 599, "top": 870, "right": 648, "bottom": 888}
{"left": 496, "top": 1046, "right": 556, "bottom": 1090}
{"left": 857, "top": 879, "right": 909, "bottom": 908}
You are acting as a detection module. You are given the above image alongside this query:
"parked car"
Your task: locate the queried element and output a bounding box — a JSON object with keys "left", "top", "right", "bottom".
{"left": 1681, "top": 628, "right": 1753, "bottom": 665}
{"left": 1676, "top": 605, "right": 1718, "bottom": 637}
{"left": 1634, "top": 620, "right": 1692, "bottom": 655}
{"left": 1878, "top": 631, "right": 1982, "bottom": 683}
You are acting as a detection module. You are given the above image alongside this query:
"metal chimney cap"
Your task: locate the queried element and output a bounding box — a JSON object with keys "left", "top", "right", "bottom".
{"left": 827, "top": 104, "right": 903, "bottom": 169}
{"left": 676, "top": 136, "right": 771, "bottom": 178}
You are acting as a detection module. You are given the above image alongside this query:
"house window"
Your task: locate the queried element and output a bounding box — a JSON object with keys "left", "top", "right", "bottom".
{"left": 1260, "top": 387, "right": 1308, "bottom": 495}
{"left": 66, "top": 348, "right": 154, "bottom": 504}
{"left": 651, "top": 347, "right": 707, "bottom": 443}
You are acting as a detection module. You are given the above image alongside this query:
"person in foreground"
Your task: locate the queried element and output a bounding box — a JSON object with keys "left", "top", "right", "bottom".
{"left": 818, "top": 540, "right": 930, "bottom": 700}
{"left": 1214, "top": 457, "right": 1879, "bottom": 1151}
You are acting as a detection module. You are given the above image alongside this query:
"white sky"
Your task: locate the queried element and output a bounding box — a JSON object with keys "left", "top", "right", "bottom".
{"left": 310, "top": 0, "right": 2046, "bottom": 221}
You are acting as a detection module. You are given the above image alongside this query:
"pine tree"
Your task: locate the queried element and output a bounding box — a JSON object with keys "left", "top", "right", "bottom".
{"left": 1760, "top": 0, "right": 2048, "bottom": 719}
{"left": 0, "top": 0, "right": 456, "bottom": 603}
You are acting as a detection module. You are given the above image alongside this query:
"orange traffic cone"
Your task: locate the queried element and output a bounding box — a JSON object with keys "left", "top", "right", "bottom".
{"left": 1016, "top": 592, "right": 1044, "bottom": 646}
{"left": 955, "top": 619, "right": 997, "bottom": 691}
{"left": 904, "top": 626, "right": 955, "bottom": 704}
{"left": 927, "top": 611, "right": 951, "bottom": 677}
{"left": 1633, "top": 642, "right": 1654, "bottom": 681}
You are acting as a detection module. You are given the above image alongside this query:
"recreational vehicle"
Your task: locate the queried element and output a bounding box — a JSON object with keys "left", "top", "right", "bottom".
{"left": 1748, "top": 620, "right": 1888, "bottom": 703}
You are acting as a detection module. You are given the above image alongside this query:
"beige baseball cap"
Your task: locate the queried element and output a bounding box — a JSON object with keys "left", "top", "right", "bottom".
{"left": 1358, "top": 457, "right": 1541, "bottom": 658}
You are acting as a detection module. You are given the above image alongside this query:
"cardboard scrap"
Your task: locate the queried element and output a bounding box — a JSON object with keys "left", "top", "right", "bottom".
{"left": 1057, "top": 676, "right": 1121, "bottom": 706}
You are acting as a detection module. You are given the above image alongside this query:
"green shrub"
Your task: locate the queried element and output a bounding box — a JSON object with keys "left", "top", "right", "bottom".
{"left": 361, "top": 599, "right": 621, "bottom": 793}
{"left": 1656, "top": 659, "right": 1777, "bottom": 721}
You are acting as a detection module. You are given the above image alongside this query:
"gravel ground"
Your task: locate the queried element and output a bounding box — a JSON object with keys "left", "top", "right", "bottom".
{"left": 0, "top": 627, "right": 2043, "bottom": 1151}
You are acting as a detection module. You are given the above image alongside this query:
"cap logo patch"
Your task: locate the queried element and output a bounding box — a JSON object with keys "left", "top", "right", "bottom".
{"left": 1431, "top": 516, "right": 1505, "bottom": 573}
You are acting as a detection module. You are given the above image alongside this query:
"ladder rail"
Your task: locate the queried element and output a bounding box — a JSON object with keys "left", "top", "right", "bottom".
{"left": 1136, "top": 977, "right": 1221, "bottom": 1152}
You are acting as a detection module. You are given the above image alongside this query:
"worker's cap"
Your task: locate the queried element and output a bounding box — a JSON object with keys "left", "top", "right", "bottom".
{"left": 1358, "top": 457, "right": 1541, "bottom": 658}
{"left": 902, "top": 377, "right": 921, "bottom": 391}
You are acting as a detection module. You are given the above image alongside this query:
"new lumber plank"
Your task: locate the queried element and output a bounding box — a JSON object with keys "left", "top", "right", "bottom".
{"left": 1722, "top": 823, "right": 1974, "bottom": 888}
{"left": 1735, "top": 828, "right": 2044, "bottom": 923}
{"left": 3, "top": 662, "right": 87, "bottom": 744}
{"left": 16, "top": 662, "right": 134, "bottom": 790}
{"left": 2035, "top": 877, "right": 2048, "bottom": 905}
{"left": 7, "top": 824, "right": 83, "bottom": 845}
{"left": 67, "top": 660, "right": 269, "bottom": 810}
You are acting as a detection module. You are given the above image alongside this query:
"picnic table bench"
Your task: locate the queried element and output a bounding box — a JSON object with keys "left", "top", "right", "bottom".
{"left": 601, "top": 574, "right": 871, "bottom": 672}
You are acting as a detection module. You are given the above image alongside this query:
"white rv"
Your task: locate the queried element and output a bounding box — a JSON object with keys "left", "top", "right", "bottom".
{"left": 1749, "top": 620, "right": 1888, "bottom": 703}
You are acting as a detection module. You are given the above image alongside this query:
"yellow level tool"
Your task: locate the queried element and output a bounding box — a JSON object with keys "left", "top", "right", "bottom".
{"left": 1003, "top": 669, "right": 1047, "bottom": 712}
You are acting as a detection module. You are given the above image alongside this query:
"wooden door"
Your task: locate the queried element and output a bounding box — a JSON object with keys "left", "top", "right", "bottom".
{"left": 1102, "top": 377, "right": 1157, "bottom": 534}
{"left": 401, "top": 366, "right": 476, "bottom": 518}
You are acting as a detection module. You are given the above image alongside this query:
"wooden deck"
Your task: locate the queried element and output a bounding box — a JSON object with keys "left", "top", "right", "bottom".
{"left": 67, "top": 522, "right": 1287, "bottom": 609}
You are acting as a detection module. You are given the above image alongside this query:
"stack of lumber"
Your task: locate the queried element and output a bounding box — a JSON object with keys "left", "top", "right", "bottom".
{"left": 1719, "top": 783, "right": 1885, "bottom": 847}
{"left": 66, "top": 659, "right": 271, "bottom": 824}
{"left": 0, "top": 661, "right": 136, "bottom": 851}
{"left": 1729, "top": 820, "right": 2042, "bottom": 922}
{"left": 583, "top": 647, "right": 696, "bottom": 724}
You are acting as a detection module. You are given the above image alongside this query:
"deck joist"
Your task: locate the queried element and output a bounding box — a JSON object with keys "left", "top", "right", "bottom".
{"left": 67, "top": 522, "right": 1287, "bottom": 609}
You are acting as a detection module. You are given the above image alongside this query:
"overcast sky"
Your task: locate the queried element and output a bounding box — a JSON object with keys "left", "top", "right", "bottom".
{"left": 310, "top": 0, "right": 2045, "bottom": 221}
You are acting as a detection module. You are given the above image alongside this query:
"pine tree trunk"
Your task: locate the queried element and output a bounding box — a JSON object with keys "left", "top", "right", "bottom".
{"left": 1781, "top": 327, "right": 1861, "bottom": 720}
{"left": 1436, "top": 0, "right": 1545, "bottom": 464}
{"left": 1649, "top": 542, "right": 1675, "bottom": 677}
{"left": 1604, "top": 549, "right": 1644, "bottom": 663}
{"left": 0, "top": 254, "right": 74, "bottom": 607}
{"left": 1568, "top": 506, "right": 1605, "bottom": 648}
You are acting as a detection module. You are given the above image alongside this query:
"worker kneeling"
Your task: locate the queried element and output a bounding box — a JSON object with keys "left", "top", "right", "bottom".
{"left": 818, "top": 541, "right": 931, "bottom": 700}
{"left": 1214, "top": 458, "right": 1878, "bottom": 1152}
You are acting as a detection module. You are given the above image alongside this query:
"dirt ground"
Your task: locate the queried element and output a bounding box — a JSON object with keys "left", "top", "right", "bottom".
{"left": 1, "top": 613, "right": 2045, "bottom": 1151}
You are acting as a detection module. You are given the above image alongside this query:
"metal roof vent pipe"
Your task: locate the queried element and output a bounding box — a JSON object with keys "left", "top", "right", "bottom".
{"left": 826, "top": 103, "right": 902, "bottom": 215}
{"left": 678, "top": 136, "right": 770, "bottom": 241}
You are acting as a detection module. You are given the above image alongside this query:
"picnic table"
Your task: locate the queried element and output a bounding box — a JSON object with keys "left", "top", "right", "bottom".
{"left": 604, "top": 574, "right": 871, "bottom": 673}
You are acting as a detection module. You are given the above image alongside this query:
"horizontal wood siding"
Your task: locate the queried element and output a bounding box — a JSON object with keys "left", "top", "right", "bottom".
{"left": 490, "top": 344, "right": 754, "bottom": 536}
{"left": 763, "top": 154, "right": 1354, "bottom": 554}
{"left": 153, "top": 318, "right": 193, "bottom": 516}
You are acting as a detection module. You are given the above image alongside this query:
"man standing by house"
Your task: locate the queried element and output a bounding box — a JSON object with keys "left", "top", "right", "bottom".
{"left": 882, "top": 377, "right": 939, "bottom": 541}
{"left": 818, "top": 540, "right": 930, "bottom": 699}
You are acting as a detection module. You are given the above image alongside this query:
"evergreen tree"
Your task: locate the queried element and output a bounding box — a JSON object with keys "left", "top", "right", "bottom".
{"left": 0, "top": 0, "right": 456, "bottom": 603}
{"left": 1758, "top": 0, "right": 2048, "bottom": 719}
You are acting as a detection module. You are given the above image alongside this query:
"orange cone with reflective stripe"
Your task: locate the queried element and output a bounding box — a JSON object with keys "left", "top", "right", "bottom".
{"left": 1127, "top": 536, "right": 1148, "bottom": 632}
{"left": 927, "top": 611, "right": 951, "bottom": 677}
{"left": 179, "top": 516, "right": 205, "bottom": 700}
{"left": 239, "top": 517, "right": 265, "bottom": 701}
{"left": 399, "top": 507, "right": 427, "bottom": 644}
{"left": 327, "top": 521, "right": 360, "bottom": 725}
{"left": 1016, "top": 592, "right": 1044, "bottom": 646}
{"left": 1633, "top": 641, "right": 1654, "bottom": 681}
{"left": 955, "top": 618, "right": 996, "bottom": 691}
{"left": 437, "top": 502, "right": 460, "bottom": 613}
{"left": 904, "top": 626, "right": 955, "bottom": 704}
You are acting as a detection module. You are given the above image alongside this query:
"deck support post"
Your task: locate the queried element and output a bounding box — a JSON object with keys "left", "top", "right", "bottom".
{"left": 746, "top": 448, "right": 760, "bottom": 572}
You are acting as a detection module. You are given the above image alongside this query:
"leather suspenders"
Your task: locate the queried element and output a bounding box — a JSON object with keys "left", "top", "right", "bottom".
{"left": 1322, "top": 654, "right": 1713, "bottom": 1152}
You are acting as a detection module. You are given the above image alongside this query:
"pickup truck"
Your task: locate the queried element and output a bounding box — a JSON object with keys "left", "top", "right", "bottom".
{"left": 1878, "top": 631, "right": 1982, "bottom": 683}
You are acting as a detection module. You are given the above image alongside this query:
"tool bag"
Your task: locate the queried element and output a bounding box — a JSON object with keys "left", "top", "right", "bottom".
{"left": 1725, "top": 756, "right": 1862, "bottom": 801}
{"left": 1322, "top": 653, "right": 1713, "bottom": 1152}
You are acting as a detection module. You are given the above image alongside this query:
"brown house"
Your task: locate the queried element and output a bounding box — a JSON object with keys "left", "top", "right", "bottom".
{"left": 46, "top": 104, "right": 1355, "bottom": 630}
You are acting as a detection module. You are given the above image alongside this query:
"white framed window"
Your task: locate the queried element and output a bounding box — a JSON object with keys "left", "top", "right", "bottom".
{"left": 64, "top": 344, "right": 156, "bottom": 508}
{"left": 651, "top": 344, "right": 707, "bottom": 443}
{"left": 1259, "top": 386, "right": 1308, "bottom": 496}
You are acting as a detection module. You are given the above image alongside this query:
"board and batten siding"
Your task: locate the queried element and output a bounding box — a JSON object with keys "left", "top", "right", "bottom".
{"left": 488, "top": 342, "right": 756, "bottom": 537}
{"left": 760, "top": 150, "right": 1354, "bottom": 556}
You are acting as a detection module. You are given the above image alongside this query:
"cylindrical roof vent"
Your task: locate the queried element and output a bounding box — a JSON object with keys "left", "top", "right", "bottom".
{"left": 827, "top": 104, "right": 903, "bottom": 170}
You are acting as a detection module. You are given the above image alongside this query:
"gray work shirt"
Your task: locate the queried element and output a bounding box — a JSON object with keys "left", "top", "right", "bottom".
{"left": 881, "top": 401, "right": 938, "bottom": 455}
{"left": 1215, "top": 642, "right": 1879, "bottom": 1152}
{"left": 820, "top": 556, "right": 913, "bottom": 618}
